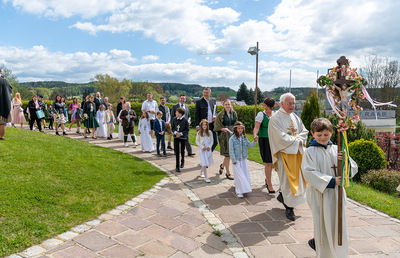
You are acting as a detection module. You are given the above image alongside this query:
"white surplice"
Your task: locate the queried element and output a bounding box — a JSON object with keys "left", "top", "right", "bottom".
{"left": 96, "top": 110, "right": 107, "bottom": 137}
{"left": 268, "top": 108, "right": 308, "bottom": 207}
{"left": 302, "top": 144, "right": 358, "bottom": 258}
{"left": 117, "top": 110, "right": 132, "bottom": 141}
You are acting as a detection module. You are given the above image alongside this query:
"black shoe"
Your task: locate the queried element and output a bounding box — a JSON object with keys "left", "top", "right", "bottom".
{"left": 285, "top": 207, "right": 296, "bottom": 221}
{"left": 163, "top": 153, "right": 167, "bottom": 156}
{"left": 266, "top": 180, "right": 276, "bottom": 194}
{"left": 180, "top": 163, "right": 184, "bottom": 168}
{"left": 63, "top": 132, "right": 67, "bottom": 136}
{"left": 0, "top": 138, "right": 4, "bottom": 140}
{"left": 56, "top": 132, "right": 60, "bottom": 136}
{"left": 188, "top": 153, "right": 196, "bottom": 156}
{"left": 219, "top": 164, "right": 224, "bottom": 175}
{"left": 175, "top": 168, "right": 181, "bottom": 172}
{"left": 226, "top": 173, "right": 234, "bottom": 180}
{"left": 107, "top": 137, "right": 111, "bottom": 140}
{"left": 167, "top": 145, "right": 173, "bottom": 150}
{"left": 308, "top": 238, "right": 316, "bottom": 251}
{"left": 157, "top": 154, "right": 162, "bottom": 157}
{"left": 110, "top": 134, "right": 113, "bottom": 139}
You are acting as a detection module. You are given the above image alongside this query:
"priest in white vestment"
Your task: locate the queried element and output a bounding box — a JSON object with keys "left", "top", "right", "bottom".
{"left": 302, "top": 118, "right": 358, "bottom": 258}
{"left": 268, "top": 93, "right": 308, "bottom": 221}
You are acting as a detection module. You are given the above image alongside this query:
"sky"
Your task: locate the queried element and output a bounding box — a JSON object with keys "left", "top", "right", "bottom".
{"left": 1, "top": 0, "right": 400, "bottom": 92}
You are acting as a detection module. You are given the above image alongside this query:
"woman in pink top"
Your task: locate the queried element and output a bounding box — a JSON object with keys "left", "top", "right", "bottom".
{"left": 68, "top": 97, "right": 79, "bottom": 131}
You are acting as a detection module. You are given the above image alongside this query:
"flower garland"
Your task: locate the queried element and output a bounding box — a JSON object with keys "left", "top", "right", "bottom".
{"left": 318, "top": 60, "right": 366, "bottom": 132}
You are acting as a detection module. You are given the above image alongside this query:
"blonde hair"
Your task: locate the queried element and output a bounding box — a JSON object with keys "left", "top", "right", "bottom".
{"left": 199, "top": 119, "right": 210, "bottom": 137}
{"left": 14, "top": 92, "right": 21, "bottom": 102}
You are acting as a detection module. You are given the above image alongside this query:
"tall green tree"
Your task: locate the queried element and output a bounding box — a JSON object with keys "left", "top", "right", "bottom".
{"left": 248, "top": 88, "right": 255, "bottom": 105}
{"left": 236, "top": 83, "right": 249, "bottom": 103}
{"left": 256, "top": 86, "right": 264, "bottom": 104}
{"left": 301, "top": 90, "right": 320, "bottom": 133}
{"left": 94, "top": 74, "right": 131, "bottom": 105}
{"left": 130, "top": 81, "right": 164, "bottom": 102}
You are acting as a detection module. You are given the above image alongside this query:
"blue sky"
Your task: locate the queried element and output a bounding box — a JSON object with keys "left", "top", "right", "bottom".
{"left": 1, "top": 0, "right": 399, "bottom": 91}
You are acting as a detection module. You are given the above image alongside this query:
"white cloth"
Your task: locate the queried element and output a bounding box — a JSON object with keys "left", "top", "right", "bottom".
{"left": 196, "top": 131, "right": 214, "bottom": 167}
{"left": 118, "top": 110, "right": 132, "bottom": 141}
{"left": 302, "top": 145, "right": 358, "bottom": 258}
{"left": 141, "top": 100, "right": 158, "bottom": 120}
{"left": 139, "top": 118, "right": 154, "bottom": 152}
{"left": 96, "top": 110, "right": 107, "bottom": 137}
{"left": 232, "top": 158, "right": 252, "bottom": 195}
{"left": 268, "top": 107, "right": 308, "bottom": 207}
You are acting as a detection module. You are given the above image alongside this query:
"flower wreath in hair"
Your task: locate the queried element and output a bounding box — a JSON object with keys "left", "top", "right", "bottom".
{"left": 233, "top": 121, "right": 246, "bottom": 138}
{"left": 199, "top": 119, "right": 210, "bottom": 137}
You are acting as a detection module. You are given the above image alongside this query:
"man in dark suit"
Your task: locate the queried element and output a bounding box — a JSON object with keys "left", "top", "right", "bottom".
{"left": 171, "top": 94, "right": 195, "bottom": 156}
{"left": 195, "top": 87, "right": 217, "bottom": 151}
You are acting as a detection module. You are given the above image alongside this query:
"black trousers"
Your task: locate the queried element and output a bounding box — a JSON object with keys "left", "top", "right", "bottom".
{"left": 209, "top": 122, "right": 218, "bottom": 152}
{"left": 29, "top": 113, "right": 42, "bottom": 131}
{"left": 174, "top": 138, "right": 186, "bottom": 168}
{"left": 48, "top": 118, "right": 54, "bottom": 129}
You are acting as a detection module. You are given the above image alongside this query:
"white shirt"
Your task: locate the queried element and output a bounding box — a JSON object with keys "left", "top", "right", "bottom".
{"left": 255, "top": 111, "right": 274, "bottom": 123}
{"left": 179, "top": 103, "right": 186, "bottom": 118}
{"left": 206, "top": 99, "right": 213, "bottom": 122}
{"left": 141, "top": 100, "right": 158, "bottom": 120}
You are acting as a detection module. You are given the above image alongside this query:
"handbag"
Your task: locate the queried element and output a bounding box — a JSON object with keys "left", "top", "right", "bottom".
{"left": 36, "top": 110, "right": 45, "bottom": 119}
{"left": 19, "top": 107, "right": 24, "bottom": 112}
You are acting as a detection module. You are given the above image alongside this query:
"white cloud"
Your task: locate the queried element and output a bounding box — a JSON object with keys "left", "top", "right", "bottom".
{"left": 70, "top": 0, "right": 240, "bottom": 54}
{"left": 141, "top": 55, "right": 159, "bottom": 62}
{"left": 4, "top": 0, "right": 129, "bottom": 18}
{"left": 0, "top": 45, "right": 253, "bottom": 88}
{"left": 214, "top": 57, "right": 224, "bottom": 62}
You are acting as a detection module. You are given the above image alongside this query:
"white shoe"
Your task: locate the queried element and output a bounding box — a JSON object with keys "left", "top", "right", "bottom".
{"left": 200, "top": 173, "right": 205, "bottom": 178}
{"left": 236, "top": 193, "right": 243, "bottom": 198}
{"left": 124, "top": 142, "right": 129, "bottom": 147}
{"left": 133, "top": 143, "right": 137, "bottom": 148}
{"left": 204, "top": 178, "right": 211, "bottom": 183}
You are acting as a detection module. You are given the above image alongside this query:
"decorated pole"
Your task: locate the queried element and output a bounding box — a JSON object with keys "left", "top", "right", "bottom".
{"left": 317, "top": 56, "right": 367, "bottom": 246}
{"left": 318, "top": 56, "right": 396, "bottom": 246}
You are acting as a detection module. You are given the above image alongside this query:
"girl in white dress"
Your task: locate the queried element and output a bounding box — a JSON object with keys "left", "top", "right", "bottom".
{"left": 118, "top": 104, "right": 132, "bottom": 142}
{"left": 138, "top": 112, "right": 154, "bottom": 152}
{"left": 96, "top": 105, "right": 107, "bottom": 138}
{"left": 195, "top": 119, "right": 214, "bottom": 183}
{"left": 229, "top": 121, "right": 257, "bottom": 198}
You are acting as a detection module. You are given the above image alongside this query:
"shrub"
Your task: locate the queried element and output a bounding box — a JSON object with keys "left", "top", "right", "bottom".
{"left": 361, "top": 169, "right": 400, "bottom": 194}
{"left": 349, "top": 139, "right": 388, "bottom": 180}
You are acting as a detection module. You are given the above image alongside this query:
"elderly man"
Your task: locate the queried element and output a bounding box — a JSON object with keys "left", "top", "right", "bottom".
{"left": 0, "top": 68, "right": 13, "bottom": 140}
{"left": 103, "top": 97, "right": 110, "bottom": 109}
{"left": 195, "top": 87, "right": 217, "bottom": 151}
{"left": 268, "top": 93, "right": 308, "bottom": 221}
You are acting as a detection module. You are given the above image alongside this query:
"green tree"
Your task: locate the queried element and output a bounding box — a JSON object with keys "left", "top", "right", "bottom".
{"left": 0, "top": 65, "right": 20, "bottom": 95}
{"left": 248, "top": 88, "right": 255, "bottom": 105}
{"left": 217, "top": 93, "right": 231, "bottom": 101}
{"left": 301, "top": 90, "right": 320, "bottom": 141}
{"left": 236, "top": 83, "right": 249, "bottom": 103}
{"left": 130, "top": 81, "right": 164, "bottom": 102}
{"left": 256, "top": 86, "right": 263, "bottom": 104}
{"left": 94, "top": 74, "right": 131, "bottom": 105}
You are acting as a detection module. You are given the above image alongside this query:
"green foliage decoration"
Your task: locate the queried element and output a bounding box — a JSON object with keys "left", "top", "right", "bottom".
{"left": 360, "top": 169, "right": 400, "bottom": 194}
{"left": 349, "top": 139, "right": 388, "bottom": 180}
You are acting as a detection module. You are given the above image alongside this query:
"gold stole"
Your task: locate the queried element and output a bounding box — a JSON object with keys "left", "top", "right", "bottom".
{"left": 280, "top": 152, "right": 307, "bottom": 195}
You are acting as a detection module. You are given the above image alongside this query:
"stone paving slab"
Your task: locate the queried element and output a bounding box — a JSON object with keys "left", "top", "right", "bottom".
{"left": 11, "top": 126, "right": 400, "bottom": 257}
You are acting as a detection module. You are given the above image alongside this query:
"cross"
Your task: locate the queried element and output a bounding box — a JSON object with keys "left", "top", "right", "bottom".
{"left": 176, "top": 125, "right": 180, "bottom": 132}
{"left": 331, "top": 164, "right": 338, "bottom": 177}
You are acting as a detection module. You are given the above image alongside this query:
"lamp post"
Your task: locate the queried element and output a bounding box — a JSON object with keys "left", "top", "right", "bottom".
{"left": 248, "top": 42, "right": 259, "bottom": 116}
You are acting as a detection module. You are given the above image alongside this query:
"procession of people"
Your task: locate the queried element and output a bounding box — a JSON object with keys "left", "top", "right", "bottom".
{"left": 1, "top": 84, "right": 357, "bottom": 257}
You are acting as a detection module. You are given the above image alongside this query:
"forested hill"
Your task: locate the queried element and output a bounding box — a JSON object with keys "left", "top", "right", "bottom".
{"left": 158, "top": 83, "right": 237, "bottom": 97}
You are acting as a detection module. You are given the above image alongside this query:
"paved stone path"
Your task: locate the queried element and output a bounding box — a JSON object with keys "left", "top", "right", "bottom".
{"left": 10, "top": 127, "right": 400, "bottom": 257}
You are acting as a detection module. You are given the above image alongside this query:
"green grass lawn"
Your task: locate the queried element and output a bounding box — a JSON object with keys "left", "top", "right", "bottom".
{"left": 0, "top": 128, "right": 166, "bottom": 257}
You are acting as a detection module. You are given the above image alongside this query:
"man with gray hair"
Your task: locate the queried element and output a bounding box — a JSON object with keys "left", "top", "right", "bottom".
{"left": 268, "top": 92, "right": 308, "bottom": 221}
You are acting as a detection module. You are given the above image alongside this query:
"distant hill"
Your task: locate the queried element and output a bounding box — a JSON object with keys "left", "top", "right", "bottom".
{"left": 158, "top": 83, "right": 236, "bottom": 98}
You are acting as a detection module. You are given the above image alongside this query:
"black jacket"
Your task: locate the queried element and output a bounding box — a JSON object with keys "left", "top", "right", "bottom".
{"left": 171, "top": 117, "right": 189, "bottom": 140}
{"left": 195, "top": 97, "right": 216, "bottom": 127}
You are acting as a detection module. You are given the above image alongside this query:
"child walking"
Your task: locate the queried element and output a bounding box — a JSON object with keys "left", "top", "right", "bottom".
{"left": 96, "top": 104, "right": 107, "bottom": 138}
{"left": 171, "top": 107, "right": 189, "bottom": 172}
{"left": 302, "top": 118, "right": 358, "bottom": 257}
{"left": 71, "top": 103, "right": 83, "bottom": 133}
{"left": 105, "top": 104, "right": 116, "bottom": 140}
{"left": 120, "top": 102, "right": 137, "bottom": 147}
{"left": 154, "top": 111, "right": 167, "bottom": 157}
{"left": 47, "top": 103, "right": 55, "bottom": 130}
{"left": 138, "top": 112, "right": 154, "bottom": 152}
{"left": 229, "top": 121, "right": 257, "bottom": 198}
{"left": 195, "top": 119, "right": 214, "bottom": 182}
